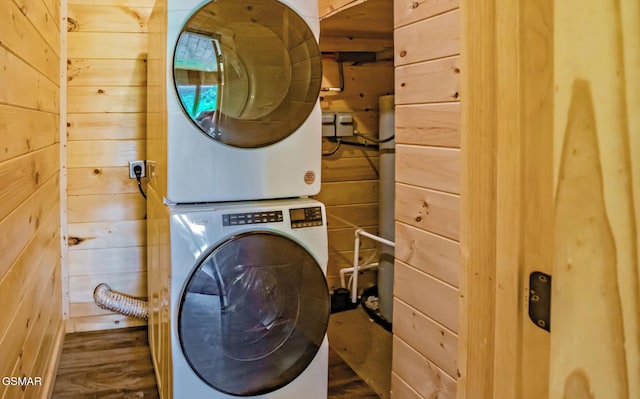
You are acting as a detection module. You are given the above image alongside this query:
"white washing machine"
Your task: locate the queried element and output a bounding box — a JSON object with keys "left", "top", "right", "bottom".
{"left": 166, "top": 197, "right": 329, "bottom": 398}
{"left": 147, "top": 0, "right": 323, "bottom": 203}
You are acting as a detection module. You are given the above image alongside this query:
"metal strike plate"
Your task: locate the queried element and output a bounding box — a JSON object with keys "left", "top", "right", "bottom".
{"left": 529, "top": 271, "right": 551, "bottom": 332}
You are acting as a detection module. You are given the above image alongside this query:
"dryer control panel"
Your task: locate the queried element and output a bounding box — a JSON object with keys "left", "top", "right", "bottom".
{"left": 289, "top": 207, "right": 323, "bottom": 229}
{"left": 222, "top": 211, "right": 283, "bottom": 226}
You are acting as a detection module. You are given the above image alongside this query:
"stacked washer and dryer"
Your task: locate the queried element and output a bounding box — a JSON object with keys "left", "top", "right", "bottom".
{"left": 146, "top": 0, "right": 329, "bottom": 398}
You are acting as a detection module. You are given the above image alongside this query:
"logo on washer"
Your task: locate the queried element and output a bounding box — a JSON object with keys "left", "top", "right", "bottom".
{"left": 304, "top": 171, "right": 316, "bottom": 185}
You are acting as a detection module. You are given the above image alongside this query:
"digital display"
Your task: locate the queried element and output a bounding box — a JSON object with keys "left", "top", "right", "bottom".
{"left": 290, "top": 208, "right": 306, "bottom": 222}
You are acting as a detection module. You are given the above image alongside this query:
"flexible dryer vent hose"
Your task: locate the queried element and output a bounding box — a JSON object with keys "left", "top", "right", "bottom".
{"left": 93, "top": 283, "right": 148, "bottom": 320}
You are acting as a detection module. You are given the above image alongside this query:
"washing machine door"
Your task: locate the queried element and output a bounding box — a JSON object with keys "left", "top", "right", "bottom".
{"left": 173, "top": 0, "right": 322, "bottom": 148}
{"left": 178, "top": 231, "right": 330, "bottom": 396}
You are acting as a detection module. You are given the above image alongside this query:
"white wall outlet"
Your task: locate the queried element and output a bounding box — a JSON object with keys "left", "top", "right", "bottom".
{"left": 336, "top": 112, "right": 354, "bottom": 136}
{"left": 129, "top": 160, "right": 146, "bottom": 179}
{"left": 322, "top": 112, "right": 336, "bottom": 137}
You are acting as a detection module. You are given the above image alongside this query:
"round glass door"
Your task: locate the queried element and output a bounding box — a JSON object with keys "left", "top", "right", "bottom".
{"left": 178, "top": 232, "right": 330, "bottom": 396}
{"left": 173, "top": 0, "right": 322, "bottom": 148}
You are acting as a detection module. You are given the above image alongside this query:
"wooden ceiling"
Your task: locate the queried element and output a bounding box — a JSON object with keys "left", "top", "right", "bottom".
{"left": 319, "top": 0, "right": 394, "bottom": 39}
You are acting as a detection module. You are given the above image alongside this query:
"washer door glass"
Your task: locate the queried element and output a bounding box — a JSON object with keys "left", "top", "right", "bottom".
{"left": 178, "top": 232, "right": 330, "bottom": 396}
{"left": 173, "top": 0, "right": 322, "bottom": 148}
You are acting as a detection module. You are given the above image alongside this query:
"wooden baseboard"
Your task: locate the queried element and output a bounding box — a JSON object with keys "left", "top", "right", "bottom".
{"left": 42, "top": 319, "right": 66, "bottom": 399}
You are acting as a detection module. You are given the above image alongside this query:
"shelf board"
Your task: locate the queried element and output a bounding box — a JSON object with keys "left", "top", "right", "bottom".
{"left": 319, "top": 0, "right": 393, "bottom": 40}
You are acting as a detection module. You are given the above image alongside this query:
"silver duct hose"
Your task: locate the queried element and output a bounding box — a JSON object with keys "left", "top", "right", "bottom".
{"left": 93, "top": 283, "right": 148, "bottom": 320}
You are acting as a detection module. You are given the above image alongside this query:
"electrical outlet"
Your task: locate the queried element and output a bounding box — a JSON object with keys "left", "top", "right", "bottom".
{"left": 129, "top": 160, "right": 146, "bottom": 179}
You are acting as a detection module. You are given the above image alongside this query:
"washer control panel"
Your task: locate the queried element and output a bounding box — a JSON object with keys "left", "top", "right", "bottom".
{"left": 222, "top": 211, "right": 283, "bottom": 226}
{"left": 289, "top": 206, "right": 323, "bottom": 229}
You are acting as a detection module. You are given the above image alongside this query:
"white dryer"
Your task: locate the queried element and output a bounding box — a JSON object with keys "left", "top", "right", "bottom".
{"left": 162, "top": 197, "right": 329, "bottom": 398}
{"left": 147, "top": 0, "right": 323, "bottom": 203}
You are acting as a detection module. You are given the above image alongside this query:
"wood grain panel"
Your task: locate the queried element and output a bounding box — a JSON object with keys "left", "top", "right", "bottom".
{"left": 319, "top": 36, "right": 393, "bottom": 53}
{"left": 0, "top": 105, "right": 59, "bottom": 163}
{"left": 66, "top": 314, "right": 147, "bottom": 333}
{"left": 394, "top": 260, "right": 458, "bottom": 331}
{"left": 41, "top": 0, "right": 61, "bottom": 25}
{"left": 0, "top": 208, "right": 59, "bottom": 346}
{"left": 14, "top": 0, "right": 61, "bottom": 55}
{"left": 0, "top": 145, "right": 59, "bottom": 222}
{"left": 395, "top": 103, "right": 460, "bottom": 148}
{"left": 550, "top": 81, "right": 640, "bottom": 398}
{"left": 326, "top": 204, "right": 378, "bottom": 229}
{"left": 327, "top": 248, "right": 378, "bottom": 277}
{"left": 395, "top": 57, "right": 460, "bottom": 105}
{"left": 0, "top": 175, "right": 59, "bottom": 280}
{"left": 552, "top": 9, "right": 640, "bottom": 399}
{"left": 320, "top": 60, "right": 394, "bottom": 111}
{"left": 319, "top": 0, "right": 362, "bottom": 18}
{"left": 68, "top": 220, "right": 146, "bottom": 249}
{"left": 67, "top": 59, "right": 147, "bottom": 86}
{"left": 67, "top": 193, "right": 146, "bottom": 223}
{"left": 395, "top": 182, "right": 459, "bottom": 240}
{"left": 328, "top": 226, "right": 378, "bottom": 252}
{"left": 315, "top": 181, "right": 378, "bottom": 205}
{"left": 67, "top": 32, "right": 148, "bottom": 59}
{"left": 69, "top": 301, "right": 122, "bottom": 318}
{"left": 394, "top": 0, "right": 459, "bottom": 28}
{"left": 25, "top": 297, "right": 64, "bottom": 399}
{"left": 396, "top": 145, "right": 459, "bottom": 194}
{"left": 395, "top": 223, "right": 459, "bottom": 287}
{"left": 393, "top": 299, "right": 458, "bottom": 378}
{"left": 5, "top": 258, "right": 61, "bottom": 399}
{"left": 67, "top": 140, "right": 145, "bottom": 167}
{"left": 69, "top": 247, "right": 147, "bottom": 276}
{"left": 0, "top": 1, "right": 60, "bottom": 82}
{"left": 0, "top": 46, "right": 59, "bottom": 113}
{"left": 458, "top": 0, "right": 496, "bottom": 396}
{"left": 68, "top": 4, "right": 152, "bottom": 32}
{"left": 390, "top": 373, "right": 422, "bottom": 399}
{"left": 392, "top": 338, "right": 456, "bottom": 399}
{"left": 321, "top": 141, "right": 379, "bottom": 158}
{"left": 320, "top": 0, "right": 393, "bottom": 39}
{"left": 68, "top": 167, "right": 143, "bottom": 195}
{"left": 69, "top": 271, "right": 147, "bottom": 302}
{"left": 0, "top": 250, "right": 59, "bottom": 390}
{"left": 67, "top": 112, "right": 146, "bottom": 140}
{"left": 322, "top": 156, "right": 379, "bottom": 182}
{"left": 395, "top": 10, "right": 459, "bottom": 66}
{"left": 67, "top": 86, "right": 147, "bottom": 113}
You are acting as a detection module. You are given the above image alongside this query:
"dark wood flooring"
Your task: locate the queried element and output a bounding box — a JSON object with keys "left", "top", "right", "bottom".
{"left": 52, "top": 326, "right": 379, "bottom": 399}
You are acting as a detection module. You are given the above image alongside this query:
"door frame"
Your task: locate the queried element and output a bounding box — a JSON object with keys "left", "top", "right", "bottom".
{"left": 458, "top": 0, "right": 553, "bottom": 398}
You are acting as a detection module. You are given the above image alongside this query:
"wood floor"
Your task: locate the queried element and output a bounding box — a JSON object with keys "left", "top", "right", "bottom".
{"left": 51, "top": 326, "right": 379, "bottom": 399}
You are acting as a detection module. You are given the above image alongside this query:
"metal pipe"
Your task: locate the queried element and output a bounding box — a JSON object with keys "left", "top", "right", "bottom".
{"left": 93, "top": 283, "right": 148, "bottom": 320}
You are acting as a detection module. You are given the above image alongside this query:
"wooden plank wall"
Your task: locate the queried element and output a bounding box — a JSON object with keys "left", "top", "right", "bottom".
{"left": 550, "top": 0, "right": 640, "bottom": 397}
{"left": 391, "top": 0, "right": 460, "bottom": 398}
{"left": 313, "top": 40, "right": 394, "bottom": 291}
{"left": 0, "top": 0, "right": 65, "bottom": 397}
{"left": 66, "top": 0, "right": 154, "bottom": 332}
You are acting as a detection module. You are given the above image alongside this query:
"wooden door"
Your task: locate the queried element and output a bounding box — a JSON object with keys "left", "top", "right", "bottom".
{"left": 550, "top": 0, "right": 640, "bottom": 398}
{"left": 460, "top": 0, "right": 640, "bottom": 398}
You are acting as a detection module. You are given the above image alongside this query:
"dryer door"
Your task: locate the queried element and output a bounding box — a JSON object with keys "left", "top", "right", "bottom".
{"left": 178, "top": 231, "right": 329, "bottom": 396}
{"left": 173, "top": 0, "right": 322, "bottom": 148}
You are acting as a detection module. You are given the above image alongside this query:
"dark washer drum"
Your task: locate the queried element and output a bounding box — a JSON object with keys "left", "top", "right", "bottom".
{"left": 178, "top": 231, "right": 330, "bottom": 396}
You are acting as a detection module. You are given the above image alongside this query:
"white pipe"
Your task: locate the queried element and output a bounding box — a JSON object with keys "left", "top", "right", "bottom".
{"left": 352, "top": 232, "right": 360, "bottom": 303}
{"left": 357, "top": 229, "right": 395, "bottom": 248}
{"left": 340, "top": 228, "right": 396, "bottom": 303}
{"left": 340, "top": 263, "right": 379, "bottom": 288}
